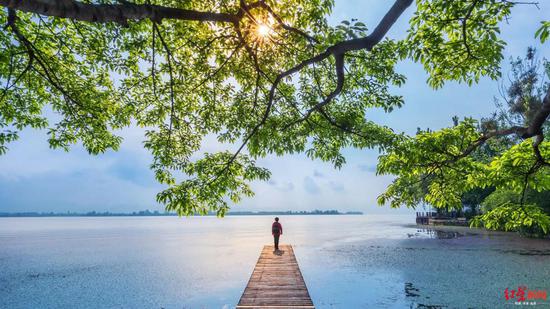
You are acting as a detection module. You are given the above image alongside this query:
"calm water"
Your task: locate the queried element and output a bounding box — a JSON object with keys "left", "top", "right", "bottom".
{"left": 1, "top": 215, "right": 549, "bottom": 308}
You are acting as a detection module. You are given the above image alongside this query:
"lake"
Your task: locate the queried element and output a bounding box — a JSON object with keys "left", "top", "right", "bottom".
{"left": 1, "top": 215, "right": 549, "bottom": 308}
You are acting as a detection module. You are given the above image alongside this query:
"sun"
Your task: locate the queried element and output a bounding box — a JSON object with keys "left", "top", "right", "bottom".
{"left": 257, "top": 24, "right": 271, "bottom": 37}
{"left": 245, "top": 15, "right": 276, "bottom": 45}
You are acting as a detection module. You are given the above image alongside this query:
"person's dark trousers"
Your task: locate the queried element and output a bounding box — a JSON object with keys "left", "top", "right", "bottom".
{"left": 273, "top": 234, "right": 280, "bottom": 250}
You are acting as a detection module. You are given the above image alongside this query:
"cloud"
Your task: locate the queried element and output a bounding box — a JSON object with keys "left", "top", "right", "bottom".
{"left": 357, "top": 164, "right": 378, "bottom": 173}
{"left": 0, "top": 169, "right": 163, "bottom": 213}
{"left": 0, "top": 125, "right": 162, "bottom": 213}
{"left": 329, "top": 181, "right": 345, "bottom": 192}
{"left": 267, "top": 179, "right": 294, "bottom": 192}
{"left": 280, "top": 182, "right": 294, "bottom": 192}
{"left": 313, "top": 170, "right": 324, "bottom": 178}
{"left": 303, "top": 176, "right": 320, "bottom": 194}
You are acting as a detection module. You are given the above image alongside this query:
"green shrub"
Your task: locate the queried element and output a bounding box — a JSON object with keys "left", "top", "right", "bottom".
{"left": 471, "top": 202, "right": 550, "bottom": 237}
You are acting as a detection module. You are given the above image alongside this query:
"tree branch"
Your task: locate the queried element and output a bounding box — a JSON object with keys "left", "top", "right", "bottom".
{"left": 279, "top": 0, "right": 413, "bottom": 129}
{"left": 1, "top": 0, "right": 237, "bottom": 24}
{"left": 524, "top": 85, "right": 550, "bottom": 138}
{"left": 242, "top": 0, "right": 318, "bottom": 44}
{"left": 533, "top": 134, "right": 550, "bottom": 166}
{"left": 211, "top": 0, "right": 413, "bottom": 180}
{"left": 462, "top": 0, "right": 480, "bottom": 59}
{"left": 432, "top": 86, "right": 550, "bottom": 169}
{"left": 153, "top": 23, "right": 176, "bottom": 142}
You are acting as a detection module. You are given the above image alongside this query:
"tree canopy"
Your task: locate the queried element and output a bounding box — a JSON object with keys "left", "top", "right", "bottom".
{"left": 378, "top": 47, "right": 550, "bottom": 235}
{"left": 1, "top": 0, "right": 549, "bottom": 218}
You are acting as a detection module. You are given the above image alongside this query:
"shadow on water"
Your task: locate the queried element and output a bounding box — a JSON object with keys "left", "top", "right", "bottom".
{"left": 500, "top": 249, "right": 550, "bottom": 256}
{"left": 405, "top": 282, "right": 448, "bottom": 309}
{"left": 411, "top": 227, "right": 478, "bottom": 239}
{"left": 25, "top": 265, "right": 100, "bottom": 281}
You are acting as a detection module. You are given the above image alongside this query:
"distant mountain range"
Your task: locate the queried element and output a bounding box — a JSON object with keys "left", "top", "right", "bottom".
{"left": 0, "top": 209, "right": 363, "bottom": 217}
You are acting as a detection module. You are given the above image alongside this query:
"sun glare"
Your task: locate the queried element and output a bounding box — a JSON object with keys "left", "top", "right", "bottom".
{"left": 257, "top": 24, "right": 271, "bottom": 37}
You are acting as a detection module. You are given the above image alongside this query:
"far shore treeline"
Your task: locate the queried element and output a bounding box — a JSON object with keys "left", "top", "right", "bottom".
{"left": 0, "top": 209, "right": 363, "bottom": 217}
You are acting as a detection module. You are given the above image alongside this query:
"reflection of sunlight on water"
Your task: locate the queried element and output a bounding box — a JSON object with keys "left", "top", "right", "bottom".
{"left": 1, "top": 214, "right": 549, "bottom": 308}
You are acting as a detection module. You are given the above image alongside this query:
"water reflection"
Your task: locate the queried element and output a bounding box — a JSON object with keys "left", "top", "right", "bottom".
{"left": 2, "top": 215, "right": 549, "bottom": 308}
{"left": 414, "top": 227, "right": 477, "bottom": 239}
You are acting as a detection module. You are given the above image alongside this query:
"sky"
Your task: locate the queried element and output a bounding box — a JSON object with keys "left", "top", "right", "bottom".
{"left": 0, "top": 1, "right": 549, "bottom": 214}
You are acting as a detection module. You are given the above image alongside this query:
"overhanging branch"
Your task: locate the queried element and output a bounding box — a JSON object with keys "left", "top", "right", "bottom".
{"left": 438, "top": 86, "right": 550, "bottom": 167}
{"left": 1, "top": 0, "right": 237, "bottom": 24}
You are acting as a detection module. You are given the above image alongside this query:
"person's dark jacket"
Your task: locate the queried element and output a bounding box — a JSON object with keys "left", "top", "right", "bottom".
{"left": 272, "top": 222, "right": 283, "bottom": 236}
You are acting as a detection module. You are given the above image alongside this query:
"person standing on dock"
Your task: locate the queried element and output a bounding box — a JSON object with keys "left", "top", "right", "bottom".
{"left": 272, "top": 217, "right": 283, "bottom": 251}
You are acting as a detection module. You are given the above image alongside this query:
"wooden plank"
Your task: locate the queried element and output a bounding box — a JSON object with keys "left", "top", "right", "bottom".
{"left": 242, "top": 291, "right": 311, "bottom": 298}
{"left": 237, "top": 244, "right": 314, "bottom": 309}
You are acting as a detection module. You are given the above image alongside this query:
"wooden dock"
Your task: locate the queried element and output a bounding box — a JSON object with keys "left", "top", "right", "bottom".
{"left": 237, "top": 244, "right": 314, "bottom": 309}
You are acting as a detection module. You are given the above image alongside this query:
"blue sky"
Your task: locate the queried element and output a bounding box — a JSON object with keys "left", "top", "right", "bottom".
{"left": 0, "top": 1, "right": 549, "bottom": 214}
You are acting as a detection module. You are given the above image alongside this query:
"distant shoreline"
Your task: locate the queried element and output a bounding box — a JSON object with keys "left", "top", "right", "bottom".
{"left": 0, "top": 209, "right": 363, "bottom": 218}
